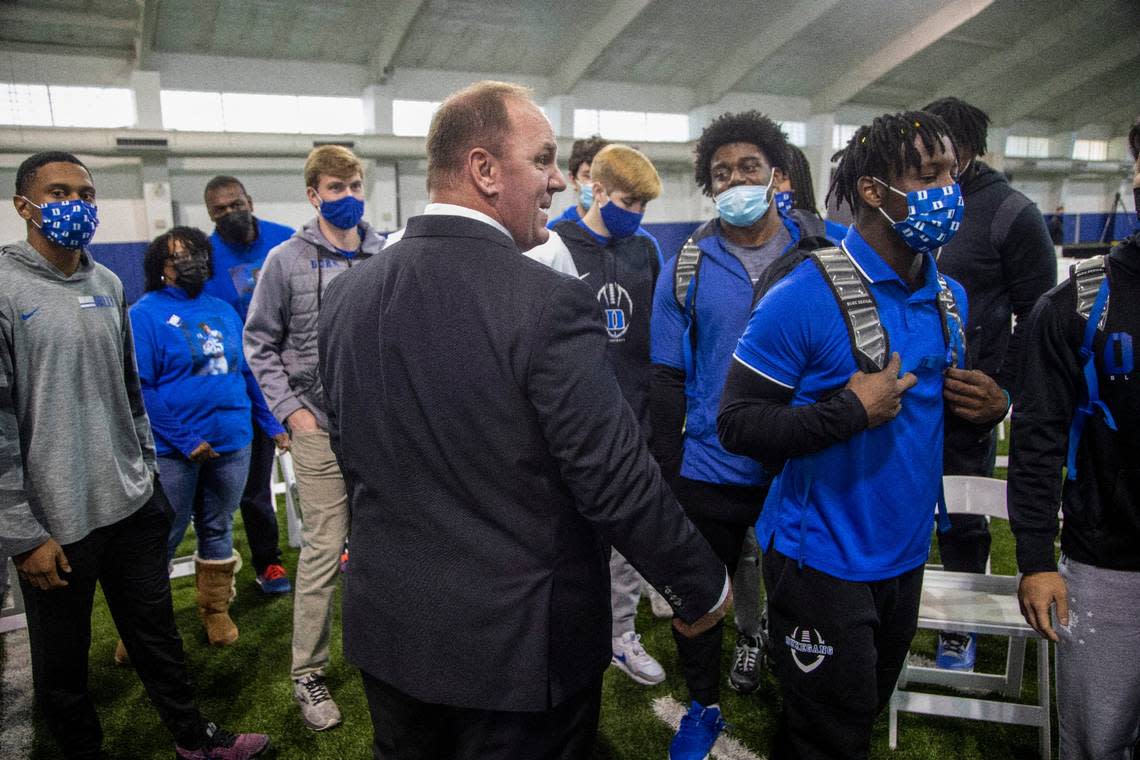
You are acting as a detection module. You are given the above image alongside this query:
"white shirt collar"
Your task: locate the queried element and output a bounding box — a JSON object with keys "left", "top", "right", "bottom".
{"left": 422, "top": 203, "right": 513, "bottom": 242}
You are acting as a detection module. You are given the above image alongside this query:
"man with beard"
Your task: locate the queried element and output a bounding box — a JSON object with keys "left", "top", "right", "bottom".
{"left": 202, "top": 176, "right": 295, "bottom": 596}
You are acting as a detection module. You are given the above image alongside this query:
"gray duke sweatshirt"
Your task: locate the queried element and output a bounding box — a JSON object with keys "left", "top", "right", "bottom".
{"left": 0, "top": 240, "right": 156, "bottom": 557}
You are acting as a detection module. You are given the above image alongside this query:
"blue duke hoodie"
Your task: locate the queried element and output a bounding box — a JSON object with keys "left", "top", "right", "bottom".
{"left": 130, "top": 286, "right": 283, "bottom": 458}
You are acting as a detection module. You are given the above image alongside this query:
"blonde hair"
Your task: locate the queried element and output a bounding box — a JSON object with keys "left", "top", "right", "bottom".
{"left": 426, "top": 80, "right": 535, "bottom": 190}
{"left": 304, "top": 145, "right": 363, "bottom": 189}
{"left": 590, "top": 144, "right": 662, "bottom": 201}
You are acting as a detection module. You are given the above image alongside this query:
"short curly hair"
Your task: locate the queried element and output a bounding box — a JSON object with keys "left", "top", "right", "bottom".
{"left": 693, "top": 111, "right": 789, "bottom": 197}
{"left": 143, "top": 226, "right": 214, "bottom": 292}
{"left": 568, "top": 135, "right": 610, "bottom": 179}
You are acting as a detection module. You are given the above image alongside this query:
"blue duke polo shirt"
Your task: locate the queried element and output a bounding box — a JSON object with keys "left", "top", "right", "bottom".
{"left": 734, "top": 227, "right": 968, "bottom": 581}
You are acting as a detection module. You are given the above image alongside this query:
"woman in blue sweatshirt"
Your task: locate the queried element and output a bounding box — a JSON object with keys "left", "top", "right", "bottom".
{"left": 130, "top": 226, "right": 286, "bottom": 647}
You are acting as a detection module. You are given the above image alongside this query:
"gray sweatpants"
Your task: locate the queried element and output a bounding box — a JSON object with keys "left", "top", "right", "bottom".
{"left": 1055, "top": 555, "right": 1140, "bottom": 760}
{"left": 610, "top": 549, "right": 643, "bottom": 639}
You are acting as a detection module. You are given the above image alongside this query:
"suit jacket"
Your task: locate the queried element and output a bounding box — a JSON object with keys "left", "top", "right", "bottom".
{"left": 318, "top": 213, "right": 725, "bottom": 712}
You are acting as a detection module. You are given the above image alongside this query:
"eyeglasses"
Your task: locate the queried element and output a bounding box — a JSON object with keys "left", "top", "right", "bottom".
{"left": 711, "top": 158, "right": 769, "bottom": 185}
{"left": 167, "top": 248, "right": 208, "bottom": 264}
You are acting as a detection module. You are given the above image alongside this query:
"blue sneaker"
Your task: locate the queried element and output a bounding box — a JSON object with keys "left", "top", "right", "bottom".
{"left": 669, "top": 701, "right": 726, "bottom": 760}
{"left": 255, "top": 564, "right": 292, "bottom": 595}
{"left": 936, "top": 631, "right": 977, "bottom": 671}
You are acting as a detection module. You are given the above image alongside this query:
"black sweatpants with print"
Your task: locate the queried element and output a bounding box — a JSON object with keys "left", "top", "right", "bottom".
{"left": 763, "top": 548, "right": 923, "bottom": 760}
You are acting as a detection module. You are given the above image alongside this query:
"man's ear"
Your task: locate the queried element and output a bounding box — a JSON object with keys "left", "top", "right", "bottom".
{"left": 858, "top": 176, "right": 884, "bottom": 209}
{"left": 468, "top": 148, "right": 498, "bottom": 198}
{"left": 245, "top": 194, "right": 255, "bottom": 214}
{"left": 591, "top": 181, "right": 608, "bottom": 207}
{"left": 305, "top": 186, "right": 321, "bottom": 210}
{"left": 12, "top": 195, "right": 34, "bottom": 223}
{"left": 771, "top": 167, "right": 787, "bottom": 192}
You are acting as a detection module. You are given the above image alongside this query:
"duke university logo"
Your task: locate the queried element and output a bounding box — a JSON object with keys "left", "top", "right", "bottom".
{"left": 785, "top": 627, "right": 834, "bottom": 673}
{"left": 597, "top": 282, "right": 632, "bottom": 341}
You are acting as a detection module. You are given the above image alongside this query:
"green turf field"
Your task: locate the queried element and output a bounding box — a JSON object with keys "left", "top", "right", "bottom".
{"left": 14, "top": 431, "right": 1052, "bottom": 759}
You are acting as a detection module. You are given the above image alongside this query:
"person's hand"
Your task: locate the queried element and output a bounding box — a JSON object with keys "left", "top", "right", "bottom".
{"left": 286, "top": 408, "right": 319, "bottom": 435}
{"left": 1018, "top": 571, "right": 1068, "bottom": 642}
{"left": 845, "top": 353, "right": 917, "bottom": 428}
{"left": 188, "top": 441, "right": 219, "bottom": 462}
{"left": 672, "top": 591, "right": 731, "bottom": 638}
{"left": 273, "top": 431, "right": 291, "bottom": 451}
{"left": 13, "top": 538, "right": 71, "bottom": 591}
{"left": 943, "top": 368, "right": 1009, "bottom": 424}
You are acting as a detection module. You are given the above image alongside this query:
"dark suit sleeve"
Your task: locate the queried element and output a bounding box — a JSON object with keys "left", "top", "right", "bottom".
{"left": 527, "top": 278, "right": 725, "bottom": 623}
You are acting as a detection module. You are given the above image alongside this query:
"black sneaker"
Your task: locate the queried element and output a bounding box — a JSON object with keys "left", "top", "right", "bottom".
{"left": 728, "top": 633, "right": 763, "bottom": 694}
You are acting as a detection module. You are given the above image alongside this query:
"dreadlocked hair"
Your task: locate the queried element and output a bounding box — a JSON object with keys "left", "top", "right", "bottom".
{"left": 1129, "top": 119, "right": 1139, "bottom": 161}
{"left": 693, "top": 110, "right": 789, "bottom": 197}
{"left": 784, "top": 144, "right": 818, "bottom": 215}
{"left": 922, "top": 97, "right": 990, "bottom": 158}
{"left": 826, "top": 110, "right": 954, "bottom": 214}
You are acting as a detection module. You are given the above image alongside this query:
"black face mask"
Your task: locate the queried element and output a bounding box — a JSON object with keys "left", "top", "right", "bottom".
{"left": 215, "top": 211, "right": 256, "bottom": 245}
{"left": 173, "top": 258, "right": 210, "bottom": 297}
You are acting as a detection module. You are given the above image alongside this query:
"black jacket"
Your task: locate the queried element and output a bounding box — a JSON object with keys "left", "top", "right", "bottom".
{"left": 937, "top": 162, "right": 1056, "bottom": 475}
{"left": 552, "top": 220, "right": 660, "bottom": 440}
{"left": 318, "top": 214, "right": 725, "bottom": 711}
{"left": 1008, "top": 234, "right": 1140, "bottom": 573}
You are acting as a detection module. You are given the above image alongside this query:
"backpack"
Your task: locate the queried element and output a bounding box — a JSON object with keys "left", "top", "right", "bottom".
{"left": 1066, "top": 255, "right": 1117, "bottom": 480}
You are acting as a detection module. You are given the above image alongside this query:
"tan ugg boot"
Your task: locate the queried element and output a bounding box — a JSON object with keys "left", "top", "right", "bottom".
{"left": 113, "top": 638, "right": 130, "bottom": 666}
{"left": 194, "top": 552, "right": 242, "bottom": 646}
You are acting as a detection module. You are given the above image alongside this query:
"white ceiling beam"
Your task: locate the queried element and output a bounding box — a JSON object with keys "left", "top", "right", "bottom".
{"left": 1055, "top": 82, "right": 1140, "bottom": 133}
{"left": 134, "top": 0, "right": 161, "bottom": 69}
{"left": 0, "top": 5, "right": 138, "bottom": 33}
{"left": 696, "top": 0, "right": 840, "bottom": 104}
{"left": 367, "top": 0, "right": 428, "bottom": 83}
{"left": 995, "top": 35, "right": 1140, "bottom": 126}
{"left": 811, "top": 0, "right": 994, "bottom": 114}
{"left": 923, "top": 0, "right": 1118, "bottom": 108}
{"left": 548, "top": 0, "right": 653, "bottom": 95}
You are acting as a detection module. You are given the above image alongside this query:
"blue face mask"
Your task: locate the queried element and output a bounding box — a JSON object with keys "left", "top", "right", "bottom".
{"left": 21, "top": 197, "right": 99, "bottom": 249}
{"left": 714, "top": 174, "right": 774, "bottom": 228}
{"left": 599, "top": 198, "right": 644, "bottom": 239}
{"left": 318, "top": 194, "right": 365, "bottom": 230}
{"left": 774, "top": 190, "right": 794, "bottom": 215}
{"left": 874, "top": 179, "right": 964, "bottom": 253}
{"left": 579, "top": 182, "right": 594, "bottom": 211}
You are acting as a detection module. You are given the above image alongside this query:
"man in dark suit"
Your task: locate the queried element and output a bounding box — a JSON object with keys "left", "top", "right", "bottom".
{"left": 318, "top": 80, "right": 729, "bottom": 759}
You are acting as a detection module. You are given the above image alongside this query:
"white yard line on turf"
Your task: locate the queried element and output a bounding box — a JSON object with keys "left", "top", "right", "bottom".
{"left": 652, "top": 695, "right": 765, "bottom": 760}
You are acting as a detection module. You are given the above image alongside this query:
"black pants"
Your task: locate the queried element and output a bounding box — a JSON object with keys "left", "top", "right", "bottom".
{"left": 670, "top": 476, "right": 769, "bottom": 707}
{"left": 238, "top": 424, "right": 283, "bottom": 574}
{"left": 19, "top": 489, "right": 203, "bottom": 759}
{"left": 361, "top": 670, "right": 602, "bottom": 760}
{"left": 763, "top": 549, "right": 923, "bottom": 760}
{"left": 935, "top": 513, "right": 991, "bottom": 573}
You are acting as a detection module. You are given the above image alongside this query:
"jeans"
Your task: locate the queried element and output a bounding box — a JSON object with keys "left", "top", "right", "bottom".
{"left": 158, "top": 445, "right": 252, "bottom": 561}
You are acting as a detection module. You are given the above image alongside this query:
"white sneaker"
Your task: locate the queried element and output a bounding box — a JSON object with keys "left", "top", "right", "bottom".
{"left": 293, "top": 673, "right": 343, "bottom": 731}
{"left": 611, "top": 631, "right": 666, "bottom": 685}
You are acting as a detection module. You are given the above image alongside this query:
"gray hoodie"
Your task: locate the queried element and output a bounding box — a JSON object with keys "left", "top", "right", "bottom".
{"left": 0, "top": 240, "right": 156, "bottom": 557}
{"left": 243, "top": 217, "right": 385, "bottom": 430}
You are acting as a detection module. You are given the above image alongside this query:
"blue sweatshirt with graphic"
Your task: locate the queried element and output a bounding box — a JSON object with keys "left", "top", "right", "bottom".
{"left": 130, "top": 286, "right": 284, "bottom": 458}
{"left": 205, "top": 218, "right": 294, "bottom": 322}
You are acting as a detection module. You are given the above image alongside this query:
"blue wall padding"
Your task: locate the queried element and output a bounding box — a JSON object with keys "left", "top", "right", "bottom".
{"left": 89, "top": 241, "right": 148, "bottom": 305}
{"left": 643, "top": 221, "right": 703, "bottom": 260}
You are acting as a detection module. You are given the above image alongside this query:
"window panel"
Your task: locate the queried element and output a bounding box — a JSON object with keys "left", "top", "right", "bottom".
{"left": 392, "top": 99, "right": 440, "bottom": 137}
{"left": 298, "top": 96, "right": 365, "bottom": 135}
{"left": 643, "top": 112, "right": 689, "bottom": 142}
{"left": 0, "top": 83, "right": 53, "bottom": 126}
{"left": 222, "top": 93, "right": 300, "bottom": 133}
{"left": 161, "top": 90, "right": 225, "bottom": 131}
{"left": 573, "top": 109, "right": 600, "bottom": 139}
{"left": 49, "top": 86, "right": 134, "bottom": 128}
{"left": 780, "top": 121, "right": 807, "bottom": 147}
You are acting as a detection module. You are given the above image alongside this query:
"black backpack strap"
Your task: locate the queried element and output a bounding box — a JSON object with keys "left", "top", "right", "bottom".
{"left": 809, "top": 247, "right": 888, "bottom": 373}
{"left": 935, "top": 273, "right": 966, "bottom": 368}
{"left": 989, "top": 192, "right": 1032, "bottom": 251}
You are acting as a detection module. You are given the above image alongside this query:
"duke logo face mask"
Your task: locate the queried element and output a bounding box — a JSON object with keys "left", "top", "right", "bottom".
{"left": 774, "top": 190, "right": 794, "bottom": 215}
{"left": 873, "top": 179, "right": 964, "bottom": 253}
{"left": 21, "top": 197, "right": 99, "bottom": 249}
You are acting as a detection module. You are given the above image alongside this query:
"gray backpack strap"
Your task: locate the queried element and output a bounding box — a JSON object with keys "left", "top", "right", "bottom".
{"left": 990, "top": 192, "right": 1032, "bottom": 251}
{"left": 673, "top": 237, "right": 702, "bottom": 308}
{"left": 1072, "top": 255, "right": 1110, "bottom": 330}
{"left": 809, "top": 247, "right": 888, "bottom": 373}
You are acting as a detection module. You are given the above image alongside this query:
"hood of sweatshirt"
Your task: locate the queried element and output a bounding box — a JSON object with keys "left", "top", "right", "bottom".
{"left": 294, "top": 217, "right": 386, "bottom": 257}
{"left": 960, "top": 160, "right": 1008, "bottom": 197}
{"left": 0, "top": 239, "right": 95, "bottom": 282}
